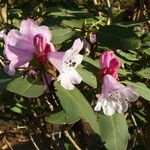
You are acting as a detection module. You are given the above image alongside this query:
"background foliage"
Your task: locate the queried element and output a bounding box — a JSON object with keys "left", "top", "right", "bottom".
{"left": 0, "top": 0, "right": 150, "bottom": 149}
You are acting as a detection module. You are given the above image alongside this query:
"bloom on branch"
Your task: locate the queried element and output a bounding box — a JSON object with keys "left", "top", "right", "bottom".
{"left": 4, "top": 18, "right": 55, "bottom": 75}
{"left": 48, "top": 38, "right": 83, "bottom": 90}
{"left": 100, "top": 51, "right": 121, "bottom": 79}
{"left": 95, "top": 51, "right": 139, "bottom": 116}
{"left": 94, "top": 74, "right": 139, "bottom": 116}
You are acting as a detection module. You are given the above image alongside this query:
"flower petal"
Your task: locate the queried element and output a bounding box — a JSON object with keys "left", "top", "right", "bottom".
{"left": 102, "top": 75, "right": 125, "bottom": 96}
{"left": 58, "top": 72, "right": 74, "bottom": 90}
{"left": 109, "top": 58, "right": 121, "bottom": 69}
{"left": 48, "top": 52, "right": 65, "bottom": 72}
{"left": 94, "top": 101, "right": 102, "bottom": 111}
{"left": 5, "top": 44, "right": 33, "bottom": 62}
{"left": 102, "top": 103, "right": 115, "bottom": 116}
{"left": 72, "top": 38, "right": 83, "bottom": 53}
{"left": 4, "top": 29, "right": 34, "bottom": 51}
{"left": 58, "top": 70, "right": 82, "bottom": 90}
{"left": 121, "top": 86, "right": 139, "bottom": 102}
{"left": 100, "top": 51, "right": 114, "bottom": 69}
{"left": 20, "top": 18, "right": 52, "bottom": 42}
{"left": 71, "top": 54, "right": 83, "bottom": 68}
{"left": 48, "top": 42, "right": 55, "bottom": 52}
{"left": 119, "top": 99, "right": 128, "bottom": 112}
{"left": 69, "top": 70, "right": 82, "bottom": 84}
{"left": 63, "top": 38, "right": 83, "bottom": 61}
{"left": 20, "top": 18, "right": 36, "bottom": 38}
{"left": 4, "top": 45, "right": 33, "bottom": 75}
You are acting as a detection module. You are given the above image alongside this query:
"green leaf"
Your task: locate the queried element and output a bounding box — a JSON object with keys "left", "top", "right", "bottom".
{"left": 8, "top": 8, "right": 23, "bottom": 19}
{"left": 117, "top": 20, "right": 150, "bottom": 27}
{"left": 12, "top": 18, "right": 21, "bottom": 28}
{"left": 136, "top": 68, "right": 150, "bottom": 79}
{"left": 77, "top": 57, "right": 99, "bottom": 88}
{"left": 54, "top": 82, "right": 100, "bottom": 134}
{"left": 7, "top": 77, "right": 45, "bottom": 98}
{"left": 45, "top": 7, "right": 74, "bottom": 17}
{"left": 117, "top": 50, "right": 138, "bottom": 62}
{"left": 123, "top": 81, "right": 150, "bottom": 101}
{"left": 51, "top": 27, "right": 75, "bottom": 44}
{"left": 83, "top": 57, "right": 99, "bottom": 68}
{"left": 97, "top": 25, "right": 141, "bottom": 50}
{"left": 62, "top": 18, "right": 97, "bottom": 28}
{"left": 119, "top": 68, "right": 132, "bottom": 76}
{"left": 143, "top": 48, "right": 150, "bottom": 56}
{"left": 9, "top": 103, "right": 27, "bottom": 114}
{"left": 46, "top": 111, "right": 81, "bottom": 124}
{"left": 141, "top": 32, "right": 150, "bottom": 47}
{"left": 62, "top": 19, "right": 84, "bottom": 28}
{"left": 133, "top": 112, "right": 147, "bottom": 123}
{"left": 77, "top": 65, "right": 98, "bottom": 88}
{"left": 99, "top": 113, "right": 128, "bottom": 150}
{"left": 116, "top": 50, "right": 138, "bottom": 65}
{"left": 0, "top": 68, "right": 12, "bottom": 93}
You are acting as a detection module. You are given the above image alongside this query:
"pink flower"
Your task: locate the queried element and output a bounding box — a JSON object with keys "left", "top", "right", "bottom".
{"left": 4, "top": 18, "right": 55, "bottom": 76}
{"left": 48, "top": 38, "right": 83, "bottom": 90}
{"left": 100, "top": 51, "right": 121, "bottom": 79}
{"left": 94, "top": 75, "right": 139, "bottom": 116}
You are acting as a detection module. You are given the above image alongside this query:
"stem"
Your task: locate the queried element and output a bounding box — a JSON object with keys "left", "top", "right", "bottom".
{"left": 64, "top": 130, "right": 81, "bottom": 150}
{"left": 29, "top": 134, "right": 40, "bottom": 150}
{"left": 93, "top": 0, "right": 98, "bottom": 6}
{"left": 43, "top": 71, "right": 51, "bottom": 92}
{"left": 105, "top": 0, "right": 111, "bottom": 25}
{"left": 106, "top": 0, "right": 111, "bottom": 8}
{"left": 131, "top": 113, "right": 137, "bottom": 127}
{"left": 42, "top": 70, "right": 58, "bottom": 107}
{"left": 3, "top": 137, "right": 13, "bottom": 150}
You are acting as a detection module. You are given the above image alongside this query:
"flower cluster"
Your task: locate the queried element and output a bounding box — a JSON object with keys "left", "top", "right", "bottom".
{"left": 94, "top": 51, "right": 139, "bottom": 116}
{"left": 3, "top": 18, "right": 83, "bottom": 90}
{"left": 2, "top": 18, "right": 139, "bottom": 116}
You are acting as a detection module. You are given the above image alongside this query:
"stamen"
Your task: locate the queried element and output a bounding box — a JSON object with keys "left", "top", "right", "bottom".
{"left": 72, "top": 62, "right": 76, "bottom": 67}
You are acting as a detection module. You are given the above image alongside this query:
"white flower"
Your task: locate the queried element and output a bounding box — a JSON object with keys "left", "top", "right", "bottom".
{"left": 94, "top": 74, "right": 139, "bottom": 116}
{"left": 48, "top": 38, "right": 83, "bottom": 90}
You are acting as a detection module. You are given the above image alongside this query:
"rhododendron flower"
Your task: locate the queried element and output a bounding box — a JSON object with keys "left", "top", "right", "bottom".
{"left": 100, "top": 51, "right": 121, "bottom": 79}
{"left": 94, "top": 75, "right": 139, "bottom": 116}
{"left": 48, "top": 38, "right": 83, "bottom": 90}
{"left": 4, "top": 18, "right": 55, "bottom": 76}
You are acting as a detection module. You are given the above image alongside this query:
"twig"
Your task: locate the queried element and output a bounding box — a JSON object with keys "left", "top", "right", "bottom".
{"left": 29, "top": 133, "right": 40, "bottom": 150}
{"left": 93, "top": 0, "right": 98, "bottom": 6}
{"left": 0, "top": 59, "right": 5, "bottom": 67}
{"left": 17, "top": 125, "right": 28, "bottom": 130}
{"left": 64, "top": 130, "right": 81, "bottom": 150}
{"left": 131, "top": 113, "right": 137, "bottom": 127}
{"left": 105, "top": 0, "right": 111, "bottom": 25}
{"left": 3, "top": 137, "right": 13, "bottom": 150}
{"left": 45, "top": 99, "right": 54, "bottom": 111}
